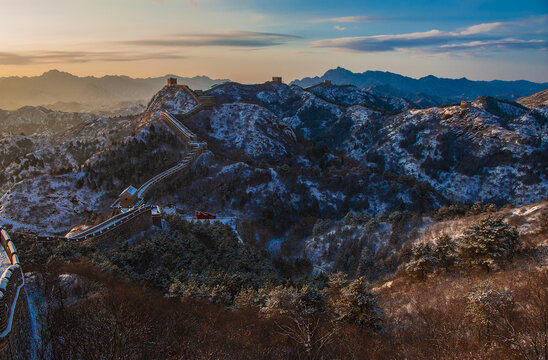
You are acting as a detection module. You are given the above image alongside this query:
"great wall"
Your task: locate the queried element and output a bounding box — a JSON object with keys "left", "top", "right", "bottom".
{"left": 69, "top": 81, "right": 210, "bottom": 242}
{"left": 0, "top": 228, "right": 31, "bottom": 360}
{"left": 0, "top": 79, "right": 220, "bottom": 358}
{"left": 0, "top": 77, "right": 289, "bottom": 357}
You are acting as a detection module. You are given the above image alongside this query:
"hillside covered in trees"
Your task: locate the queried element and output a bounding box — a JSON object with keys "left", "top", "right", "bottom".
{"left": 16, "top": 199, "right": 547, "bottom": 359}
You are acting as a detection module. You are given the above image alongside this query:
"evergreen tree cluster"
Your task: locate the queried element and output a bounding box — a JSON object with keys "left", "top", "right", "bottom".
{"left": 79, "top": 125, "right": 185, "bottom": 193}
{"left": 406, "top": 216, "right": 520, "bottom": 279}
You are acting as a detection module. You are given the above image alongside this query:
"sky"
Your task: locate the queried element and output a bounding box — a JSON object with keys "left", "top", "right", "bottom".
{"left": 0, "top": 0, "right": 547, "bottom": 82}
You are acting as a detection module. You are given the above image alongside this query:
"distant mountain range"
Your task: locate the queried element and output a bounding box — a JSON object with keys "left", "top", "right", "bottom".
{"left": 2, "top": 68, "right": 548, "bottom": 113}
{"left": 2, "top": 80, "right": 546, "bottom": 237}
{"left": 0, "top": 70, "right": 229, "bottom": 112}
{"left": 291, "top": 67, "right": 548, "bottom": 107}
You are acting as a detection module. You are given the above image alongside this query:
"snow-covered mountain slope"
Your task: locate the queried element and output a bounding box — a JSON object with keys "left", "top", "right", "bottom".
{"left": 304, "top": 199, "right": 547, "bottom": 279}
{"left": 1, "top": 82, "right": 546, "bottom": 242}
{"left": 0, "top": 124, "right": 185, "bottom": 234}
{"left": 204, "top": 84, "right": 545, "bottom": 206}
{"left": 0, "top": 108, "right": 141, "bottom": 232}
{"left": 357, "top": 102, "right": 547, "bottom": 205}
{"left": 307, "top": 83, "right": 414, "bottom": 113}
{"left": 0, "top": 106, "right": 94, "bottom": 135}
{"left": 207, "top": 82, "right": 310, "bottom": 119}
{"left": 136, "top": 86, "right": 199, "bottom": 128}
{"left": 0, "top": 173, "right": 111, "bottom": 233}
{"left": 207, "top": 82, "right": 389, "bottom": 147}
{"left": 0, "top": 114, "right": 136, "bottom": 193}
{"left": 190, "top": 103, "right": 294, "bottom": 161}
{"left": 207, "top": 81, "right": 411, "bottom": 118}
{"left": 517, "top": 88, "right": 548, "bottom": 109}
{"left": 141, "top": 83, "right": 546, "bottom": 242}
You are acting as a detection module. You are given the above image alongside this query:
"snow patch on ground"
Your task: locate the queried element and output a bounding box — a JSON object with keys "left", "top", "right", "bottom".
{"left": 0, "top": 172, "right": 108, "bottom": 234}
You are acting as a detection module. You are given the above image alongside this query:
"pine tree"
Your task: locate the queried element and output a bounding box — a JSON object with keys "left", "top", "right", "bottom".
{"left": 234, "top": 287, "right": 260, "bottom": 309}
{"left": 405, "top": 242, "right": 438, "bottom": 280}
{"left": 327, "top": 276, "right": 383, "bottom": 330}
{"left": 458, "top": 216, "right": 520, "bottom": 271}
{"left": 343, "top": 211, "right": 357, "bottom": 226}
{"left": 433, "top": 234, "right": 457, "bottom": 271}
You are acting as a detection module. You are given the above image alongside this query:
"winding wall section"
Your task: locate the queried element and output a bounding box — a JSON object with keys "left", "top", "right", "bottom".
{"left": 0, "top": 85, "right": 215, "bottom": 357}
{"left": 0, "top": 228, "right": 30, "bottom": 360}
{"left": 69, "top": 102, "right": 209, "bottom": 241}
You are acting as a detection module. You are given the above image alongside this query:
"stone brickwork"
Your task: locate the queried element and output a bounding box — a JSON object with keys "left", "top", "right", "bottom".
{"left": 88, "top": 206, "right": 153, "bottom": 244}
{"left": 0, "top": 229, "right": 31, "bottom": 360}
{"left": 69, "top": 206, "right": 154, "bottom": 242}
{"left": 72, "top": 89, "right": 209, "bottom": 243}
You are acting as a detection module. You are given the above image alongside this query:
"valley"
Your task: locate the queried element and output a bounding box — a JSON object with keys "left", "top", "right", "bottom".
{"left": 0, "top": 76, "right": 546, "bottom": 359}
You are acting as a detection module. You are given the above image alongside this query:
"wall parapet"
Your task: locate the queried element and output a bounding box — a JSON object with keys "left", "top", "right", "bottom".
{"left": 161, "top": 111, "right": 198, "bottom": 142}
{"left": 75, "top": 105, "right": 208, "bottom": 243}
{"left": 68, "top": 205, "right": 154, "bottom": 241}
{"left": 0, "top": 227, "right": 26, "bottom": 353}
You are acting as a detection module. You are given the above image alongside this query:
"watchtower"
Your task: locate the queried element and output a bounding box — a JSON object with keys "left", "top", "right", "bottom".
{"left": 167, "top": 77, "right": 178, "bottom": 87}
{"left": 272, "top": 77, "right": 282, "bottom": 84}
{"left": 120, "top": 186, "right": 138, "bottom": 208}
{"left": 460, "top": 101, "right": 470, "bottom": 109}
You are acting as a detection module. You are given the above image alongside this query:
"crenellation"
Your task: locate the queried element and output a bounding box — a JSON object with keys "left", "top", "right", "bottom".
{"left": 0, "top": 228, "right": 30, "bottom": 359}
{"left": 67, "top": 87, "right": 208, "bottom": 247}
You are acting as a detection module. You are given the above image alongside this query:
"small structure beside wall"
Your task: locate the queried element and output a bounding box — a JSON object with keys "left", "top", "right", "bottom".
{"left": 119, "top": 186, "right": 138, "bottom": 208}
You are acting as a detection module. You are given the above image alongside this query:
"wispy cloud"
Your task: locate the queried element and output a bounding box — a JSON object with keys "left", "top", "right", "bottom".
{"left": 123, "top": 31, "right": 300, "bottom": 48}
{"left": 334, "top": 25, "right": 347, "bottom": 31}
{"left": 440, "top": 38, "right": 548, "bottom": 51}
{"left": 0, "top": 30, "right": 299, "bottom": 66}
{"left": 0, "top": 51, "right": 185, "bottom": 65}
{"left": 312, "top": 17, "right": 548, "bottom": 54}
{"left": 310, "top": 16, "right": 383, "bottom": 23}
{"left": 313, "top": 30, "right": 459, "bottom": 52}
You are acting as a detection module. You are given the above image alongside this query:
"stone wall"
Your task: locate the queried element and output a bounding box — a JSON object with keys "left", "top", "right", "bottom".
{"left": 161, "top": 111, "right": 198, "bottom": 142}
{"left": 0, "top": 229, "right": 31, "bottom": 360}
{"left": 86, "top": 206, "right": 153, "bottom": 244}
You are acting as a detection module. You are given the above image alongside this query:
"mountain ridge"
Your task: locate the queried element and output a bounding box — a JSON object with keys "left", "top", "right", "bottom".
{"left": 1, "top": 81, "right": 546, "bottom": 237}
{"left": 0, "top": 70, "right": 230, "bottom": 112}
{"left": 291, "top": 67, "right": 548, "bottom": 107}
{"left": 518, "top": 88, "right": 548, "bottom": 109}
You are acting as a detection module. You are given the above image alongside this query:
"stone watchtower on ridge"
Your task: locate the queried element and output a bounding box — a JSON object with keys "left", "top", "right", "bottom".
{"left": 166, "top": 77, "right": 216, "bottom": 109}
{"left": 167, "top": 77, "right": 178, "bottom": 87}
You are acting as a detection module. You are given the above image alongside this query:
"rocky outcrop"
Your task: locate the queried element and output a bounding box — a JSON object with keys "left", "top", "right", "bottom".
{"left": 517, "top": 88, "right": 548, "bottom": 109}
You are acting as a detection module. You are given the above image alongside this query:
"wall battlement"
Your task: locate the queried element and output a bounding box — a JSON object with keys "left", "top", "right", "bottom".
{"left": 71, "top": 107, "right": 207, "bottom": 243}
{"left": 166, "top": 79, "right": 217, "bottom": 109}
{"left": 0, "top": 228, "right": 31, "bottom": 360}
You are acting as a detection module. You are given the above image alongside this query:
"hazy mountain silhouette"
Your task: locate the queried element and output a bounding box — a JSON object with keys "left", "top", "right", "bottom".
{"left": 0, "top": 70, "right": 230, "bottom": 111}
{"left": 291, "top": 67, "right": 548, "bottom": 107}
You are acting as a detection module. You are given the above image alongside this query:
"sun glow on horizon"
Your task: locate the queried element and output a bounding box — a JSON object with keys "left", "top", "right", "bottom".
{"left": 0, "top": 0, "right": 547, "bottom": 82}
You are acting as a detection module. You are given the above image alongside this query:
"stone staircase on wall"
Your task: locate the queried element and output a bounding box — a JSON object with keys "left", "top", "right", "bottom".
{"left": 70, "top": 102, "right": 209, "bottom": 242}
